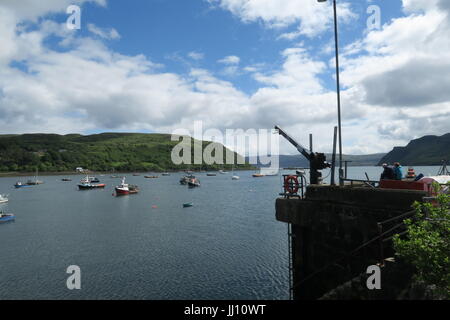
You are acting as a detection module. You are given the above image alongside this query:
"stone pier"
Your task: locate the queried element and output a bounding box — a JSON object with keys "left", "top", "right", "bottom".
{"left": 275, "top": 185, "right": 427, "bottom": 299}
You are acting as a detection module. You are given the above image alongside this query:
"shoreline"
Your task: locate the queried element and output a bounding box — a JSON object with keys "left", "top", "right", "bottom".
{"left": 0, "top": 168, "right": 256, "bottom": 178}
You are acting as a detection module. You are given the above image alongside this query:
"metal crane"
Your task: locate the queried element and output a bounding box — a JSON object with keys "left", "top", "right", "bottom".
{"left": 275, "top": 125, "right": 330, "bottom": 185}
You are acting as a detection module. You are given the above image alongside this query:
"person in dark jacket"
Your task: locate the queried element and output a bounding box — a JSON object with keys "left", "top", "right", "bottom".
{"left": 393, "top": 162, "right": 403, "bottom": 180}
{"left": 380, "top": 163, "right": 395, "bottom": 180}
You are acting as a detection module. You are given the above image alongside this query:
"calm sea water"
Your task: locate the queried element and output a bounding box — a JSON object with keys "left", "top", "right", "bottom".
{"left": 0, "top": 166, "right": 441, "bottom": 300}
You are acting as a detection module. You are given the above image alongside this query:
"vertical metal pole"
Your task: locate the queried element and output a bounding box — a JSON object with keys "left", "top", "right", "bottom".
{"left": 377, "top": 223, "right": 385, "bottom": 267}
{"left": 331, "top": 126, "right": 337, "bottom": 185}
{"left": 344, "top": 161, "right": 348, "bottom": 179}
{"left": 309, "top": 134, "right": 313, "bottom": 153}
{"left": 333, "top": 0, "right": 344, "bottom": 186}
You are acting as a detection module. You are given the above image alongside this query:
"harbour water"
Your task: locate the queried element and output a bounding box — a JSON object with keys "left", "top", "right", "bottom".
{"left": 0, "top": 166, "right": 441, "bottom": 299}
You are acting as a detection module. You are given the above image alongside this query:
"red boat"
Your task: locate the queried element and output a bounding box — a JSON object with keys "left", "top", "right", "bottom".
{"left": 380, "top": 175, "right": 450, "bottom": 195}
{"left": 115, "top": 177, "right": 139, "bottom": 196}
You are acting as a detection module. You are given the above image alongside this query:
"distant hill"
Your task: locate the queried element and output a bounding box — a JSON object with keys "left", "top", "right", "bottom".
{"left": 378, "top": 133, "right": 450, "bottom": 166}
{"left": 0, "top": 133, "right": 252, "bottom": 172}
{"left": 248, "top": 153, "right": 386, "bottom": 168}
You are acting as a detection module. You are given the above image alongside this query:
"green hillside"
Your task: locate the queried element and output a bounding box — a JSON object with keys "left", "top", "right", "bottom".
{"left": 378, "top": 133, "right": 450, "bottom": 166}
{"left": 0, "top": 133, "right": 252, "bottom": 172}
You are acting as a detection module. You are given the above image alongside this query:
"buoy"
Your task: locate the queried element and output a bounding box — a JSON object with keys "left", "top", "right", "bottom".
{"left": 406, "top": 167, "right": 416, "bottom": 178}
{"left": 284, "top": 175, "right": 299, "bottom": 194}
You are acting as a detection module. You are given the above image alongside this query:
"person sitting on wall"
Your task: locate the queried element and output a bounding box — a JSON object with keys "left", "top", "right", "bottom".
{"left": 380, "top": 163, "right": 395, "bottom": 180}
{"left": 393, "top": 162, "right": 403, "bottom": 180}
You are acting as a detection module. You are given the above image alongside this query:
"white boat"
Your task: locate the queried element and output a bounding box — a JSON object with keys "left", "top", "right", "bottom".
{"left": 187, "top": 177, "right": 200, "bottom": 187}
{"left": 26, "top": 168, "right": 43, "bottom": 185}
{"left": 231, "top": 167, "right": 239, "bottom": 180}
{"left": 0, "top": 194, "right": 9, "bottom": 204}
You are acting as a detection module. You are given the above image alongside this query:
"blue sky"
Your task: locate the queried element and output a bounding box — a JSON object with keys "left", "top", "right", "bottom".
{"left": 44, "top": 0, "right": 403, "bottom": 94}
{"left": 0, "top": 0, "right": 449, "bottom": 155}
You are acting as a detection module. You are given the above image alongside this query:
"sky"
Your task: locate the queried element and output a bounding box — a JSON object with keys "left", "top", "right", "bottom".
{"left": 0, "top": 0, "right": 449, "bottom": 155}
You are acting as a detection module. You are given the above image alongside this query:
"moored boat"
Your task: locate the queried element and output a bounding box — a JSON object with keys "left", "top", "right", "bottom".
{"left": 0, "top": 194, "right": 9, "bottom": 204}
{"left": 144, "top": 175, "right": 159, "bottom": 178}
{"left": 78, "top": 175, "right": 106, "bottom": 190}
{"left": 115, "top": 177, "right": 139, "bottom": 196}
{"left": 0, "top": 211, "right": 15, "bottom": 223}
{"left": 206, "top": 173, "right": 216, "bottom": 176}
{"left": 180, "top": 174, "right": 195, "bottom": 185}
{"left": 183, "top": 202, "right": 194, "bottom": 208}
{"left": 231, "top": 167, "right": 239, "bottom": 180}
{"left": 252, "top": 173, "right": 265, "bottom": 177}
{"left": 26, "top": 168, "right": 44, "bottom": 185}
{"left": 161, "top": 172, "right": 170, "bottom": 176}
{"left": 14, "top": 182, "right": 30, "bottom": 188}
{"left": 78, "top": 183, "right": 106, "bottom": 190}
{"left": 187, "top": 177, "right": 200, "bottom": 187}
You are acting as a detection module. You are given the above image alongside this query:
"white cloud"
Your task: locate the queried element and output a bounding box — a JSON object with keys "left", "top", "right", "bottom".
{"left": 217, "top": 55, "right": 240, "bottom": 65}
{"left": 187, "top": 51, "right": 205, "bottom": 60}
{"left": 87, "top": 23, "right": 120, "bottom": 40}
{"left": 208, "top": 0, "right": 357, "bottom": 38}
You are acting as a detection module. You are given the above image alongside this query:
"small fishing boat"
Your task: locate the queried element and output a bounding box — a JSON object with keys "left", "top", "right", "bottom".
{"left": 26, "top": 168, "right": 44, "bottom": 185}
{"left": 252, "top": 173, "right": 265, "bottom": 178}
{"left": 78, "top": 175, "right": 106, "bottom": 190}
{"left": 0, "top": 211, "right": 15, "bottom": 223}
{"left": 206, "top": 173, "right": 216, "bottom": 176}
{"left": 115, "top": 177, "right": 139, "bottom": 196}
{"left": 219, "top": 169, "right": 228, "bottom": 174}
{"left": 26, "top": 180, "right": 43, "bottom": 185}
{"left": 144, "top": 175, "right": 159, "bottom": 178}
{"left": 0, "top": 194, "right": 9, "bottom": 204}
{"left": 78, "top": 183, "right": 106, "bottom": 190}
{"left": 14, "top": 182, "right": 30, "bottom": 188}
{"left": 161, "top": 172, "right": 170, "bottom": 176}
{"left": 187, "top": 177, "right": 200, "bottom": 187}
{"left": 180, "top": 174, "right": 195, "bottom": 185}
{"left": 183, "top": 202, "right": 194, "bottom": 208}
{"left": 61, "top": 178, "right": 72, "bottom": 181}
{"left": 231, "top": 167, "right": 239, "bottom": 180}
